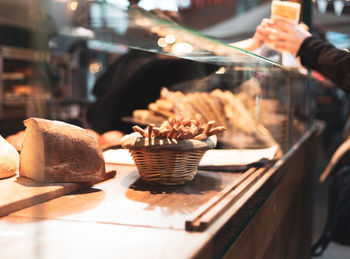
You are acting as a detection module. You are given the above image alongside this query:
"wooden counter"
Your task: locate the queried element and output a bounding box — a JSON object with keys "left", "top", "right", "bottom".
{"left": 0, "top": 125, "right": 319, "bottom": 259}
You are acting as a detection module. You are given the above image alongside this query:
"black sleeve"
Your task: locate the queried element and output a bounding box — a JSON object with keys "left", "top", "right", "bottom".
{"left": 297, "top": 36, "right": 350, "bottom": 92}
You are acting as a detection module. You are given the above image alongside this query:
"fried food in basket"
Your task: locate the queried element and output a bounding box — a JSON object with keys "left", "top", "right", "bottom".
{"left": 131, "top": 113, "right": 226, "bottom": 141}
{"left": 121, "top": 114, "right": 223, "bottom": 185}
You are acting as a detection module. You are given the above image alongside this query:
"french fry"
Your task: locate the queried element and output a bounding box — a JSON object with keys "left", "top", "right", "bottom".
{"left": 177, "top": 125, "right": 184, "bottom": 132}
{"left": 174, "top": 121, "right": 182, "bottom": 130}
{"left": 208, "top": 126, "right": 226, "bottom": 136}
{"left": 181, "top": 119, "right": 191, "bottom": 127}
{"left": 189, "top": 126, "right": 197, "bottom": 137}
{"left": 175, "top": 112, "right": 186, "bottom": 122}
{"left": 161, "top": 120, "right": 171, "bottom": 129}
{"left": 132, "top": 125, "right": 148, "bottom": 138}
{"left": 177, "top": 132, "right": 184, "bottom": 139}
{"left": 168, "top": 116, "right": 176, "bottom": 127}
{"left": 183, "top": 128, "right": 193, "bottom": 139}
{"left": 160, "top": 128, "right": 171, "bottom": 138}
{"left": 132, "top": 111, "right": 225, "bottom": 141}
{"left": 148, "top": 124, "right": 154, "bottom": 141}
{"left": 193, "top": 133, "right": 208, "bottom": 140}
{"left": 204, "top": 121, "right": 216, "bottom": 135}
{"left": 152, "top": 127, "right": 161, "bottom": 138}
{"left": 198, "top": 125, "right": 205, "bottom": 134}
{"left": 168, "top": 128, "right": 177, "bottom": 139}
{"left": 191, "top": 119, "right": 200, "bottom": 127}
{"left": 176, "top": 125, "right": 185, "bottom": 139}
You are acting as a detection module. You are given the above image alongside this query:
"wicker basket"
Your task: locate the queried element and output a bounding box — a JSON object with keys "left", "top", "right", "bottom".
{"left": 121, "top": 133, "right": 216, "bottom": 185}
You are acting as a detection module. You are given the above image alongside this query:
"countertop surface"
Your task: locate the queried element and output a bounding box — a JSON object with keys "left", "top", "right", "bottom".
{"left": 0, "top": 126, "right": 319, "bottom": 259}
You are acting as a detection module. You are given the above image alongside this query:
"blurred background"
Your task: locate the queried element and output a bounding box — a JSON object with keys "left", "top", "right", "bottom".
{"left": 0, "top": 2, "right": 349, "bottom": 256}
{"left": 0, "top": 0, "right": 349, "bottom": 137}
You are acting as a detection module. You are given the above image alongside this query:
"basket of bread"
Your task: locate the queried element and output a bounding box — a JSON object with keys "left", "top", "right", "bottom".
{"left": 121, "top": 113, "right": 226, "bottom": 185}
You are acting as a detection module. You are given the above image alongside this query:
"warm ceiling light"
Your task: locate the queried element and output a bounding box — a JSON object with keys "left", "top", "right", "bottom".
{"left": 215, "top": 67, "right": 226, "bottom": 74}
{"left": 70, "top": 1, "right": 78, "bottom": 11}
{"left": 157, "top": 37, "right": 167, "bottom": 48}
{"left": 165, "top": 34, "right": 175, "bottom": 44}
{"left": 171, "top": 42, "right": 193, "bottom": 55}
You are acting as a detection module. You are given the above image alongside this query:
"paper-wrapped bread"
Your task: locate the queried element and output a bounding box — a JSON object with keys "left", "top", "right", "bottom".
{"left": 271, "top": 0, "right": 301, "bottom": 25}
{"left": 0, "top": 135, "right": 19, "bottom": 179}
{"left": 19, "top": 118, "right": 106, "bottom": 182}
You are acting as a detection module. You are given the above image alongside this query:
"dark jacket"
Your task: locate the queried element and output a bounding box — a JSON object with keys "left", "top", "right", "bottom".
{"left": 297, "top": 36, "right": 350, "bottom": 92}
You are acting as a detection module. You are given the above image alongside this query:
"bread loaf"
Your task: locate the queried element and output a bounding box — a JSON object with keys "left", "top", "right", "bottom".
{"left": 19, "top": 118, "right": 106, "bottom": 182}
{"left": 0, "top": 135, "right": 19, "bottom": 179}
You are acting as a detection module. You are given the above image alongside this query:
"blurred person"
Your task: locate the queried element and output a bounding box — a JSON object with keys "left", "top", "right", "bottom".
{"left": 255, "top": 18, "right": 350, "bottom": 92}
{"left": 229, "top": 23, "right": 295, "bottom": 65}
{"left": 255, "top": 18, "right": 350, "bottom": 256}
{"left": 230, "top": 21, "right": 313, "bottom": 68}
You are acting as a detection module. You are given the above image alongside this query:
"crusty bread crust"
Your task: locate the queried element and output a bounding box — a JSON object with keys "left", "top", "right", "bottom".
{"left": 20, "top": 118, "right": 106, "bottom": 183}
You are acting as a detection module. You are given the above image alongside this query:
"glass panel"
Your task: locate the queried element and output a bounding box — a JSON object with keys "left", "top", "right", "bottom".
{"left": 0, "top": 0, "right": 317, "bottom": 153}
{"left": 52, "top": 3, "right": 281, "bottom": 67}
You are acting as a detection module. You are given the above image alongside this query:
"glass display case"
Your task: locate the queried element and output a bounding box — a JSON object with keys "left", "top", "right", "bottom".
{"left": 0, "top": 3, "right": 322, "bottom": 258}
{"left": 1, "top": 0, "right": 317, "bottom": 154}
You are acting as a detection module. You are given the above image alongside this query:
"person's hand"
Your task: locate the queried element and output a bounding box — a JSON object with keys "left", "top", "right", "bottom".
{"left": 250, "top": 29, "right": 265, "bottom": 50}
{"left": 256, "top": 18, "right": 311, "bottom": 56}
{"left": 229, "top": 29, "right": 264, "bottom": 52}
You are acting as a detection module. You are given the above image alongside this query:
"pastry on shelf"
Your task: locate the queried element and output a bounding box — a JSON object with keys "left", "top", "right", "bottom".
{"left": 131, "top": 87, "right": 277, "bottom": 148}
{"left": 98, "top": 130, "right": 125, "bottom": 150}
